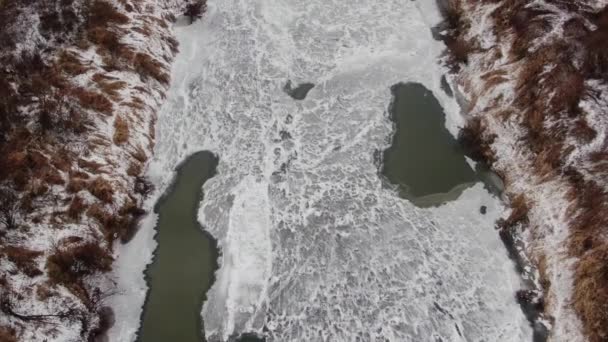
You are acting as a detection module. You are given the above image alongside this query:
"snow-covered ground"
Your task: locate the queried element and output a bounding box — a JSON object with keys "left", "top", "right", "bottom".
{"left": 111, "top": 0, "right": 531, "bottom": 341}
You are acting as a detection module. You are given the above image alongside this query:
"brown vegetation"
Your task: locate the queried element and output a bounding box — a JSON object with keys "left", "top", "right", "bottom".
{"left": 68, "top": 196, "right": 88, "bottom": 219}
{"left": 443, "top": 1, "right": 608, "bottom": 341}
{"left": 87, "top": 202, "right": 141, "bottom": 244}
{"left": 458, "top": 117, "right": 496, "bottom": 165}
{"left": 67, "top": 178, "right": 87, "bottom": 193}
{"left": 113, "top": 116, "right": 129, "bottom": 145}
{"left": 88, "top": 177, "right": 114, "bottom": 203}
{"left": 0, "top": 189, "right": 19, "bottom": 233}
{"left": 133, "top": 53, "right": 170, "bottom": 85}
{"left": 73, "top": 88, "right": 114, "bottom": 115}
{"left": 47, "top": 242, "right": 113, "bottom": 286}
{"left": 1, "top": 246, "right": 43, "bottom": 277}
{"left": 0, "top": 0, "right": 187, "bottom": 338}
{"left": 0, "top": 325, "right": 17, "bottom": 342}
{"left": 497, "top": 194, "right": 530, "bottom": 230}
{"left": 573, "top": 242, "right": 608, "bottom": 342}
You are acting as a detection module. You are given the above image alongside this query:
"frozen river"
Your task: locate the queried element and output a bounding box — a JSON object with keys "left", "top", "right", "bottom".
{"left": 113, "top": 0, "right": 532, "bottom": 341}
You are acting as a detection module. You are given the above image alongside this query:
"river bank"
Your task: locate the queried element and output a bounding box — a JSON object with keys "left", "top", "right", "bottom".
{"left": 437, "top": 0, "right": 608, "bottom": 341}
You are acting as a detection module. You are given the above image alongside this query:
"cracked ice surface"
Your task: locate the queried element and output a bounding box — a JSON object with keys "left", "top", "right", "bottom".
{"left": 148, "top": 0, "right": 532, "bottom": 341}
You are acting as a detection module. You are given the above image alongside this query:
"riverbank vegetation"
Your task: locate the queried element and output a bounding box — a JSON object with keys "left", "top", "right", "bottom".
{"left": 439, "top": 0, "right": 608, "bottom": 341}
{"left": 0, "top": 0, "right": 206, "bottom": 340}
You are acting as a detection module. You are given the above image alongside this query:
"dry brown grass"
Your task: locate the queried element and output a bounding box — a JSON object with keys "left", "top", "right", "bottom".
{"left": 0, "top": 0, "right": 172, "bottom": 337}
{"left": 47, "top": 242, "right": 112, "bottom": 286}
{"left": 583, "top": 7, "right": 608, "bottom": 78}
{"left": 130, "top": 145, "right": 147, "bottom": 163}
{"left": 88, "top": 177, "right": 114, "bottom": 203}
{"left": 71, "top": 87, "right": 113, "bottom": 115}
{"left": 87, "top": 203, "right": 138, "bottom": 243}
{"left": 446, "top": 2, "right": 608, "bottom": 341}
{"left": 571, "top": 118, "right": 597, "bottom": 143}
{"left": 67, "top": 196, "right": 87, "bottom": 219}
{"left": 78, "top": 158, "right": 105, "bottom": 173}
{"left": 573, "top": 242, "right": 608, "bottom": 342}
{"left": 133, "top": 53, "right": 170, "bottom": 85}
{"left": 93, "top": 73, "right": 127, "bottom": 101}
{"left": 457, "top": 117, "right": 496, "bottom": 165}
{"left": 0, "top": 325, "right": 17, "bottom": 342}
{"left": 88, "top": 0, "right": 129, "bottom": 27}
{"left": 496, "top": 194, "right": 530, "bottom": 230}
{"left": 57, "top": 50, "right": 89, "bottom": 76}
{"left": 113, "top": 116, "right": 129, "bottom": 145}
{"left": 2, "top": 246, "right": 43, "bottom": 277}
{"left": 126, "top": 162, "right": 142, "bottom": 177}
{"left": 43, "top": 167, "right": 65, "bottom": 186}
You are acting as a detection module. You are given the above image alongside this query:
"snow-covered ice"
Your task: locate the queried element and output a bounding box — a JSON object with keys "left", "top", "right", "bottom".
{"left": 112, "top": 0, "right": 532, "bottom": 341}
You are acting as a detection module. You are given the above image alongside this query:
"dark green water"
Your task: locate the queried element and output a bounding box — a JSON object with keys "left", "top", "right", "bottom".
{"left": 381, "top": 82, "right": 478, "bottom": 206}
{"left": 138, "top": 151, "right": 219, "bottom": 342}
{"left": 283, "top": 80, "right": 315, "bottom": 100}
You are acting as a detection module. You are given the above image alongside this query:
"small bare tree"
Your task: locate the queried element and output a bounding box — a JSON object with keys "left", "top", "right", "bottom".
{"left": 0, "top": 188, "right": 19, "bottom": 232}
{"left": 184, "top": 0, "right": 207, "bottom": 24}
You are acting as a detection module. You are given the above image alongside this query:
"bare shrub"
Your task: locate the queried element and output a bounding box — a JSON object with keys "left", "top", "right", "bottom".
{"left": 134, "top": 176, "right": 153, "bottom": 197}
{"left": 0, "top": 188, "right": 19, "bottom": 232}
{"left": 68, "top": 196, "right": 87, "bottom": 219}
{"left": 2, "top": 246, "right": 43, "bottom": 277}
{"left": 458, "top": 117, "right": 496, "bottom": 165}
{"left": 67, "top": 178, "right": 88, "bottom": 193}
{"left": 184, "top": 0, "right": 207, "bottom": 24}
{"left": 87, "top": 204, "right": 132, "bottom": 243}
{"left": 445, "top": 37, "right": 474, "bottom": 66}
{"left": 497, "top": 194, "right": 530, "bottom": 230}
{"left": 117, "top": 200, "right": 145, "bottom": 243}
{"left": 87, "top": 306, "right": 115, "bottom": 342}
{"left": 167, "top": 36, "right": 179, "bottom": 54}
{"left": 46, "top": 242, "right": 113, "bottom": 286}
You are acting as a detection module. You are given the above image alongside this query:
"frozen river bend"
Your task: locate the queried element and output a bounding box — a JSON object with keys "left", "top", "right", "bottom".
{"left": 138, "top": 0, "right": 531, "bottom": 341}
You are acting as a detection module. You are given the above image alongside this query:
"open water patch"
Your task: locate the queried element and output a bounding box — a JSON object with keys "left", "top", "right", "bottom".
{"left": 381, "top": 82, "right": 479, "bottom": 206}
{"left": 283, "top": 80, "right": 315, "bottom": 100}
{"left": 138, "top": 151, "right": 219, "bottom": 342}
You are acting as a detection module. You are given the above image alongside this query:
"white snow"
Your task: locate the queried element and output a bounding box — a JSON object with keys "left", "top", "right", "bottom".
{"left": 205, "top": 176, "right": 273, "bottom": 341}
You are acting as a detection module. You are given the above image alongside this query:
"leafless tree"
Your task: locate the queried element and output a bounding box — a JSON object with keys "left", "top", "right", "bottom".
{"left": 184, "top": 0, "right": 207, "bottom": 24}
{"left": 0, "top": 188, "right": 19, "bottom": 232}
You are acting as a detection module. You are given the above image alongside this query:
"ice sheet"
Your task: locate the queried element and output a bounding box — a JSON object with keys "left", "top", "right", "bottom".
{"left": 135, "top": 0, "right": 531, "bottom": 340}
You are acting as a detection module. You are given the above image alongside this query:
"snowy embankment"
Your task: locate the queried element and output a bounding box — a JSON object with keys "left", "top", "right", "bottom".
{"left": 0, "top": 1, "right": 197, "bottom": 341}
{"left": 111, "top": 0, "right": 533, "bottom": 341}
{"left": 441, "top": 1, "right": 608, "bottom": 341}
